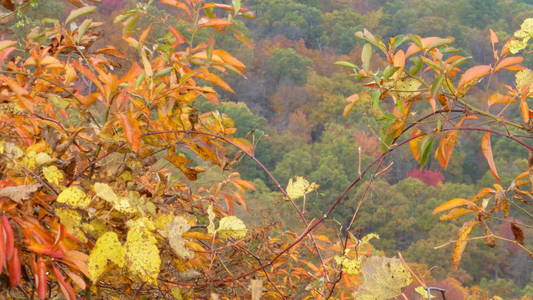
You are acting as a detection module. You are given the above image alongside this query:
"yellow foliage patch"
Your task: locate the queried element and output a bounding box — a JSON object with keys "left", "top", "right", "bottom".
{"left": 88, "top": 232, "right": 125, "bottom": 281}
{"left": 43, "top": 165, "right": 64, "bottom": 185}
{"left": 217, "top": 216, "right": 247, "bottom": 239}
{"left": 56, "top": 186, "right": 91, "bottom": 208}
{"left": 125, "top": 225, "right": 161, "bottom": 284}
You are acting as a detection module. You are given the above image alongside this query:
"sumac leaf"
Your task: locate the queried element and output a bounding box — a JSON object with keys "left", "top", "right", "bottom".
{"left": 481, "top": 132, "right": 500, "bottom": 181}
{"left": 37, "top": 257, "right": 48, "bottom": 300}
{"left": 1, "top": 216, "right": 14, "bottom": 260}
{"left": 7, "top": 247, "right": 21, "bottom": 287}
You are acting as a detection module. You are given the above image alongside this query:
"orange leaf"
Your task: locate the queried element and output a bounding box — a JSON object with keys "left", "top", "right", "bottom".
{"left": 458, "top": 65, "right": 491, "bottom": 89}
{"left": 0, "top": 221, "right": 5, "bottom": 273}
{"left": 196, "top": 71, "right": 234, "bottom": 93}
{"left": 118, "top": 113, "right": 142, "bottom": 152}
{"left": 393, "top": 50, "right": 405, "bottom": 68}
{"left": 169, "top": 25, "right": 186, "bottom": 46}
{"left": 409, "top": 129, "right": 424, "bottom": 162}
{"left": 494, "top": 56, "right": 523, "bottom": 73}
{"left": 488, "top": 93, "right": 515, "bottom": 107}
{"left": 435, "top": 130, "right": 459, "bottom": 168}
{"left": 213, "top": 49, "right": 246, "bottom": 73}
{"left": 159, "top": 0, "right": 190, "bottom": 14}
{"left": 72, "top": 60, "right": 104, "bottom": 94}
{"left": 433, "top": 198, "right": 473, "bottom": 214}
{"left": 481, "top": 132, "right": 500, "bottom": 181}
{"left": 520, "top": 99, "right": 530, "bottom": 123}
{"left": 452, "top": 221, "right": 478, "bottom": 270}
{"left": 198, "top": 18, "right": 233, "bottom": 30}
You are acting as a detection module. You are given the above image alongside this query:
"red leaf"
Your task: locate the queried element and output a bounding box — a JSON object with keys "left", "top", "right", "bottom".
{"left": 7, "top": 247, "right": 21, "bottom": 287}
{"left": 494, "top": 56, "right": 524, "bottom": 73}
{"left": 458, "top": 65, "right": 491, "bottom": 89}
{"left": 52, "top": 264, "right": 76, "bottom": 300}
{"left": 37, "top": 257, "right": 48, "bottom": 300}
{"left": 0, "top": 222, "right": 5, "bottom": 273}
{"left": 118, "top": 113, "right": 142, "bottom": 152}
{"left": 1, "top": 216, "right": 14, "bottom": 260}
{"left": 481, "top": 132, "right": 500, "bottom": 181}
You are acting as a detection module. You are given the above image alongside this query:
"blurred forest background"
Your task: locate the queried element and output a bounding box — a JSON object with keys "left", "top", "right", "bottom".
{"left": 2, "top": 0, "right": 532, "bottom": 297}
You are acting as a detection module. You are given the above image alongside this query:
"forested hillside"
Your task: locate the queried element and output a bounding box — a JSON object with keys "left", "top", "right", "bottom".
{"left": 0, "top": 0, "right": 532, "bottom": 298}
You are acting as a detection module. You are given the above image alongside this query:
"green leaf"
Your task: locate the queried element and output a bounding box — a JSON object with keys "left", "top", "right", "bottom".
{"left": 334, "top": 61, "right": 357, "bottom": 69}
{"left": 419, "top": 136, "right": 435, "bottom": 166}
{"left": 65, "top": 6, "right": 96, "bottom": 24}
{"left": 408, "top": 57, "right": 423, "bottom": 76}
{"left": 361, "top": 43, "right": 372, "bottom": 71}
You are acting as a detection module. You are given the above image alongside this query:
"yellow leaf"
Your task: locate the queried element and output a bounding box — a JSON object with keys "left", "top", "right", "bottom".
{"left": 43, "top": 165, "right": 64, "bottom": 185}
{"left": 93, "top": 183, "right": 136, "bottom": 213}
{"left": 207, "top": 204, "right": 216, "bottom": 235}
{"left": 439, "top": 208, "right": 473, "bottom": 221}
{"left": 125, "top": 225, "right": 160, "bottom": 284}
{"left": 88, "top": 232, "right": 125, "bottom": 281}
{"left": 286, "top": 176, "right": 319, "bottom": 200}
{"left": 57, "top": 186, "right": 91, "bottom": 208}
{"left": 488, "top": 93, "right": 515, "bottom": 107}
{"left": 354, "top": 256, "right": 412, "bottom": 299}
{"left": 433, "top": 198, "right": 473, "bottom": 214}
{"left": 55, "top": 208, "right": 87, "bottom": 242}
{"left": 334, "top": 255, "right": 361, "bottom": 275}
{"left": 452, "top": 221, "right": 478, "bottom": 270}
{"left": 167, "top": 216, "right": 193, "bottom": 259}
{"left": 217, "top": 216, "right": 247, "bottom": 239}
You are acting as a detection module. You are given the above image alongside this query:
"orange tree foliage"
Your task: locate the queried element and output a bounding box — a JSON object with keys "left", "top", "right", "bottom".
{"left": 0, "top": 0, "right": 532, "bottom": 298}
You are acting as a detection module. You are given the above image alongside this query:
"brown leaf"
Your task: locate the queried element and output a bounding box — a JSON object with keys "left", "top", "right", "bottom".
{"left": 117, "top": 113, "right": 142, "bottom": 152}
{"left": 511, "top": 223, "right": 525, "bottom": 245}
{"left": 481, "top": 132, "right": 500, "bottom": 181}
{"left": 0, "top": 184, "right": 41, "bottom": 204}
{"left": 0, "top": 0, "right": 15, "bottom": 10}
{"left": 452, "top": 221, "right": 478, "bottom": 270}
{"left": 458, "top": 65, "right": 491, "bottom": 89}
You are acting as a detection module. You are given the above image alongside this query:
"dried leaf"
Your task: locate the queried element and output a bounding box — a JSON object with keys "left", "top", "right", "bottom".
{"left": 0, "top": 184, "right": 41, "bottom": 204}
{"left": 354, "top": 256, "right": 412, "bottom": 299}
{"left": 88, "top": 232, "right": 125, "bottom": 280}
{"left": 207, "top": 204, "right": 216, "bottom": 235}
{"left": 93, "top": 183, "right": 136, "bottom": 213}
{"left": 167, "top": 216, "right": 193, "bottom": 259}
{"left": 250, "top": 279, "right": 264, "bottom": 300}
{"left": 481, "top": 132, "right": 500, "bottom": 181}
{"left": 511, "top": 223, "right": 525, "bottom": 245}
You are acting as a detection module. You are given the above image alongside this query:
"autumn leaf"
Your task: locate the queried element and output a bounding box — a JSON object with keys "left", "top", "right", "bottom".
{"left": 433, "top": 198, "right": 473, "bottom": 214}
{"left": 510, "top": 223, "right": 525, "bottom": 245}
{"left": 93, "top": 183, "right": 136, "bottom": 213}
{"left": 286, "top": 176, "right": 319, "bottom": 200}
{"left": 494, "top": 56, "right": 524, "bottom": 73}
{"left": 0, "top": 184, "right": 41, "bottom": 204}
{"left": 88, "top": 232, "right": 125, "bottom": 281}
{"left": 117, "top": 113, "right": 142, "bottom": 152}
{"left": 43, "top": 165, "right": 64, "bottom": 185}
{"left": 481, "top": 132, "right": 500, "bottom": 181}
{"left": 458, "top": 65, "right": 491, "bottom": 89}
{"left": 0, "top": 40, "right": 17, "bottom": 52}
{"left": 65, "top": 6, "right": 96, "bottom": 24}
{"left": 452, "top": 221, "right": 478, "bottom": 270}
{"left": 354, "top": 256, "right": 412, "bottom": 299}
{"left": 488, "top": 93, "right": 515, "bottom": 107}
{"left": 217, "top": 216, "right": 247, "bottom": 239}
{"left": 125, "top": 225, "right": 161, "bottom": 284}
{"left": 167, "top": 216, "right": 193, "bottom": 259}
{"left": 57, "top": 186, "right": 91, "bottom": 208}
